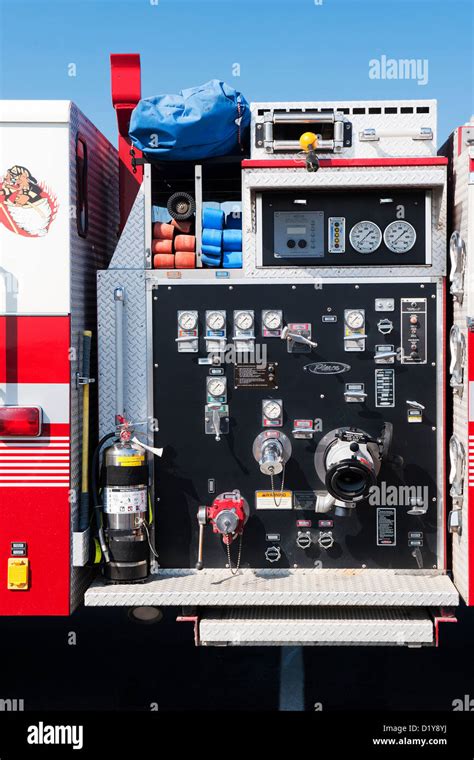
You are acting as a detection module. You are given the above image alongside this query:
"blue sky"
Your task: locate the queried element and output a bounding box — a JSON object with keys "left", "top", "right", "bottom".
{"left": 0, "top": 0, "right": 472, "bottom": 146}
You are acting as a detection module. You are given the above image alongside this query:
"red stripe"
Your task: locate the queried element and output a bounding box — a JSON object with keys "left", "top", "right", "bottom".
{"left": 468, "top": 330, "right": 474, "bottom": 605}
{"left": 0, "top": 316, "right": 70, "bottom": 384}
{"left": 0, "top": 421, "right": 70, "bottom": 615}
{"left": 242, "top": 157, "right": 448, "bottom": 168}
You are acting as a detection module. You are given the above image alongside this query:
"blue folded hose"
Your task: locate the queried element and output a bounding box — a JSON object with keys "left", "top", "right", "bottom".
{"left": 202, "top": 228, "right": 223, "bottom": 247}
{"left": 222, "top": 250, "right": 242, "bottom": 268}
{"left": 202, "top": 207, "right": 225, "bottom": 230}
{"left": 202, "top": 251, "right": 223, "bottom": 267}
{"left": 222, "top": 229, "right": 242, "bottom": 251}
{"left": 201, "top": 243, "right": 222, "bottom": 258}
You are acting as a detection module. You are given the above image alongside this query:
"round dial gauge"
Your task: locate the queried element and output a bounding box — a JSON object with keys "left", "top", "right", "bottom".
{"left": 263, "top": 400, "right": 282, "bottom": 420}
{"left": 208, "top": 378, "right": 226, "bottom": 397}
{"left": 263, "top": 310, "right": 282, "bottom": 330}
{"left": 349, "top": 221, "right": 382, "bottom": 254}
{"left": 345, "top": 310, "right": 364, "bottom": 330}
{"left": 207, "top": 311, "right": 225, "bottom": 330}
{"left": 383, "top": 220, "right": 416, "bottom": 253}
{"left": 235, "top": 311, "right": 254, "bottom": 330}
{"left": 178, "top": 311, "right": 197, "bottom": 330}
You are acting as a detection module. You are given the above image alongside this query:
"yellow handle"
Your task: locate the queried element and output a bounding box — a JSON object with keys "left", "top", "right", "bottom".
{"left": 299, "top": 131, "right": 318, "bottom": 152}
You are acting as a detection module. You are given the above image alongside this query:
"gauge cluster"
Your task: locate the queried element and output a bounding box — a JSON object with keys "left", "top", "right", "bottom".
{"left": 154, "top": 281, "right": 440, "bottom": 571}
{"left": 261, "top": 188, "right": 428, "bottom": 267}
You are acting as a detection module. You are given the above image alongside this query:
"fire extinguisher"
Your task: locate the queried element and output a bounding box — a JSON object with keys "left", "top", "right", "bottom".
{"left": 196, "top": 490, "right": 249, "bottom": 573}
{"left": 92, "top": 418, "right": 162, "bottom": 583}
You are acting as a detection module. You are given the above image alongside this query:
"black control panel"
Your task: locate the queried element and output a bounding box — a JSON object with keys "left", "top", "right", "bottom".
{"left": 260, "top": 188, "right": 428, "bottom": 267}
{"left": 153, "top": 282, "right": 440, "bottom": 572}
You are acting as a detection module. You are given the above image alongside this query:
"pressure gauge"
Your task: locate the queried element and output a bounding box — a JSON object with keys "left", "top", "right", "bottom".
{"left": 207, "top": 378, "right": 226, "bottom": 398}
{"left": 206, "top": 311, "right": 225, "bottom": 331}
{"left": 178, "top": 311, "right": 198, "bottom": 331}
{"left": 345, "top": 310, "right": 365, "bottom": 330}
{"left": 262, "top": 399, "right": 283, "bottom": 427}
{"left": 235, "top": 311, "right": 254, "bottom": 331}
{"left": 263, "top": 400, "right": 282, "bottom": 420}
{"left": 384, "top": 220, "right": 416, "bottom": 253}
{"left": 263, "top": 310, "right": 282, "bottom": 331}
{"left": 349, "top": 221, "right": 382, "bottom": 253}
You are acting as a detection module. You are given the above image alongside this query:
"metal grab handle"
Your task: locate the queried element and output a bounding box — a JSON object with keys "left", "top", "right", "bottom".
{"left": 449, "top": 326, "right": 465, "bottom": 384}
{"left": 359, "top": 127, "right": 433, "bottom": 142}
{"left": 406, "top": 400, "right": 425, "bottom": 410}
{"left": 449, "top": 435, "right": 465, "bottom": 495}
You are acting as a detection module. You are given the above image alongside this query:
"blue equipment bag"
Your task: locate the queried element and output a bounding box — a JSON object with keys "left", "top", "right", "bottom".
{"left": 129, "top": 80, "right": 250, "bottom": 161}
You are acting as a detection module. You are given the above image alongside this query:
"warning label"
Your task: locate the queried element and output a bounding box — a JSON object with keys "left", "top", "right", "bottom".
{"left": 234, "top": 363, "right": 277, "bottom": 389}
{"left": 255, "top": 490, "right": 292, "bottom": 510}
{"left": 116, "top": 455, "right": 145, "bottom": 467}
{"left": 103, "top": 487, "right": 147, "bottom": 515}
{"left": 376, "top": 507, "right": 396, "bottom": 546}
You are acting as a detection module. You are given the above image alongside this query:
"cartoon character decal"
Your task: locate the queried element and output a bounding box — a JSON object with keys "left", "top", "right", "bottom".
{"left": 0, "top": 165, "right": 58, "bottom": 237}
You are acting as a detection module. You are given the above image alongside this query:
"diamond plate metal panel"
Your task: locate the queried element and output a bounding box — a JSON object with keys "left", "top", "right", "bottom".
{"left": 251, "top": 100, "right": 437, "bottom": 160}
{"left": 109, "top": 184, "right": 146, "bottom": 269}
{"left": 97, "top": 269, "right": 149, "bottom": 438}
{"left": 242, "top": 166, "right": 447, "bottom": 279}
{"left": 449, "top": 124, "right": 474, "bottom": 603}
{"left": 199, "top": 606, "right": 434, "bottom": 646}
{"left": 69, "top": 103, "right": 119, "bottom": 611}
{"left": 85, "top": 568, "right": 458, "bottom": 607}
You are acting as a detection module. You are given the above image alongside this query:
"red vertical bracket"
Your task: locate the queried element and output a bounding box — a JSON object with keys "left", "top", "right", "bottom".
{"left": 434, "top": 610, "right": 457, "bottom": 647}
{"left": 176, "top": 615, "right": 201, "bottom": 646}
{"left": 110, "top": 53, "right": 143, "bottom": 232}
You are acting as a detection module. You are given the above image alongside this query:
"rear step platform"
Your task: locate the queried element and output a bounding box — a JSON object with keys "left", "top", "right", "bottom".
{"left": 196, "top": 607, "right": 442, "bottom": 647}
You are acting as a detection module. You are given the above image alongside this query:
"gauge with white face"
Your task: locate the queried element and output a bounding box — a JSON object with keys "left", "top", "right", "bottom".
{"left": 383, "top": 220, "right": 416, "bottom": 253}
{"left": 262, "top": 310, "right": 282, "bottom": 331}
{"left": 206, "top": 311, "right": 225, "bottom": 331}
{"left": 263, "top": 399, "right": 282, "bottom": 420}
{"left": 235, "top": 311, "right": 254, "bottom": 331}
{"left": 207, "top": 378, "right": 226, "bottom": 398}
{"left": 345, "top": 310, "right": 365, "bottom": 330}
{"left": 349, "top": 221, "right": 382, "bottom": 254}
{"left": 178, "top": 311, "right": 198, "bottom": 330}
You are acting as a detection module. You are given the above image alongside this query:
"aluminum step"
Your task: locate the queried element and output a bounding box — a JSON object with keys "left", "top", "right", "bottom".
{"left": 85, "top": 568, "right": 459, "bottom": 608}
{"left": 198, "top": 607, "right": 436, "bottom": 647}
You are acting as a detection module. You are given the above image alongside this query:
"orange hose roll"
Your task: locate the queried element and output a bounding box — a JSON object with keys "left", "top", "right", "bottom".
{"left": 153, "top": 253, "right": 175, "bottom": 269}
{"left": 152, "top": 222, "right": 175, "bottom": 240}
{"left": 175, "top": 251, "right": 196, "bottom": 269}
{"left": 152, "top": 238, "right": 173, "bottom": 254}
{"left": 174, "top": 234, "right": 196, "bottom": 252}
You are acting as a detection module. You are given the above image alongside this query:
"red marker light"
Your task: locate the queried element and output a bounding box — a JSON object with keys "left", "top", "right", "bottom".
{"left": 0, "top": 406, "right": 42, "bottom": 437}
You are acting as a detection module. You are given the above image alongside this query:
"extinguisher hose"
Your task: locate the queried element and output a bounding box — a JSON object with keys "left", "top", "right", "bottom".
{"left": 91, "top": 432, "right": 116, "bottom": 563}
